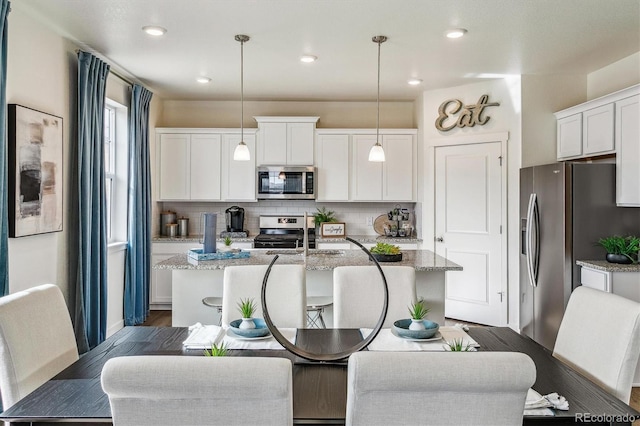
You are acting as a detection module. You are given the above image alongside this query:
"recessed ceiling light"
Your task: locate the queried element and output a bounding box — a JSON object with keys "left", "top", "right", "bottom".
{"left": 408, "top": 78, "right": 423, "bottom": 86}
{"left": 300, "top": 55, "right": 318, "bottom": 63}
{"left": 446, "top": 28, "right": 467, "bottom": 39}
{"left": 142, "top": 26, "right": 167, "bottom": 36}
{"left": 196, "top": 77, "right": 211, "bottom": 84}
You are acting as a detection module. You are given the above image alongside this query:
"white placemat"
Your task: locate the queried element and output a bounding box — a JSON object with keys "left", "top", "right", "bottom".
{"left": 220, "top": 328, "right": 297, "bottom": 350}
{"left": 524, "top": 388, "right": 555, "bottom": 416}
{"left": 183, "top": 323, "right": 224, "bottom": 349}
{"left": 361, "top": 326, "right": 480, "bottom": 352}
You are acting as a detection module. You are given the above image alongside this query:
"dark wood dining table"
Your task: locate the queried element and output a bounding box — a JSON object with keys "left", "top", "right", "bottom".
{"left": 1, "top": 326, "right": 638, "bottom": 425}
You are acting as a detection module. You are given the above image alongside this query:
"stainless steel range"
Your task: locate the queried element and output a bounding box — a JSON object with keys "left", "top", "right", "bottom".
{"left": 253, "top": 215, "right": 315, "bottom": 249}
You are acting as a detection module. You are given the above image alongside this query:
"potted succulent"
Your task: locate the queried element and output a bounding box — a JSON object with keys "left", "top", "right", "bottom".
{"left": 237, "top": 297, "right": 257, "bottom": 329}
{"left": 204, "top": 342, "right": 228, "bottom": 357}
{"left": 597, "top": 235, "right": 639, "bottom": 264}
{"left": 218, "top": 236, "right": 235, "bottom": 253}
{"left": 370, "top": 242, "right": 402, "bottom": 262}
{"left": 407, "top": 298, "right": 430, "bottom": 330}
{"left": 443, "top": 338, "right": 473, "bottom": 352}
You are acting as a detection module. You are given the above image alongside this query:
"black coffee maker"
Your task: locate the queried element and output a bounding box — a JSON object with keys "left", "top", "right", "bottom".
{"left": 225, "top": 206, "right": 245, "bottom": 232}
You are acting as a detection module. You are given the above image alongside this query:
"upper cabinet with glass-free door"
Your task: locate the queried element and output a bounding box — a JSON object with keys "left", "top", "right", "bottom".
{"left": 157, "top": 132, "right": 221, "bottom": 201}
{"left": 254, "top": 117, "right": 319, "bottom": 165}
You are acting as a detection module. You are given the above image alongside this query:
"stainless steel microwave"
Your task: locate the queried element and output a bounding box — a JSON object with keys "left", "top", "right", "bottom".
{"left": 256, "top": 166, "right": 316, "bottom": 199}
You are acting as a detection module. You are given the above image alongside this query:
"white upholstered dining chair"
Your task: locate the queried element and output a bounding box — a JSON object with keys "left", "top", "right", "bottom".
{"left": 346, "top": 351, "right": 536, "bottom": 426}
{"left": 333, "top": 266, "right": 416, "bottom": 328}
{"left": 101, "top": 355, "right": 293, "bottom": 426}
{"left": 0, "top": 284, "right": 79, "bottom": 410}
{"left": 553, "top": 285, "right": 640, "bottom": 403}
{"left": 221, "top": 264, "right": 306, "bottom": 328}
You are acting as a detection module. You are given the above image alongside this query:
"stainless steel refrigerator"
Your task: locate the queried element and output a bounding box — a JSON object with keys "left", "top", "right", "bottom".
{"left": 520, "top": 162, "right": 640, "bottom": 351}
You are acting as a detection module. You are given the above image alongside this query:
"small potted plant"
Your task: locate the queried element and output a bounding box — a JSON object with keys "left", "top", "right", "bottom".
{"left": 597, "top": 235, "right": 639, "bottom": 264}
{"left": 237, "top": 297, "right": 257, "bottom": 329}
{"left": 219, "top": 236, "right": 234, "bottom": 252}
{"left": 443, "top": 338, "right": 473, "bottom": 352}
{"left": 370, "top": 242, "right": 402, "bottom": 262}
{"left": 407, "top": 298, "right": 430, "bottom": 330}
{"left": 204, "top": 342, "right": 228, "bottom": 357}
{"left": 313, "top": 207, "right": 337, "bottom": 234}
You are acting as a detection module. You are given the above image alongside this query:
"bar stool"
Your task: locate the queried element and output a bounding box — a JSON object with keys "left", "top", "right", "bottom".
{"left": 201, "top": 297, "right": 223, "bottom": 325}
{"left": 306, "top": 296, "right": 333, "bottom": 328}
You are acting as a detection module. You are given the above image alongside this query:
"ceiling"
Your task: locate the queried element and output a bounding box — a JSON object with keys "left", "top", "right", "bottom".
{"left": 17, "top": 0, "right": 640, "bottom": 102}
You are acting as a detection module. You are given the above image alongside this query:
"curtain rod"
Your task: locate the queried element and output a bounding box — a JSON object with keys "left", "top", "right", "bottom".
{"left": 75, "top": 49, "right": 135, "bottom": 87}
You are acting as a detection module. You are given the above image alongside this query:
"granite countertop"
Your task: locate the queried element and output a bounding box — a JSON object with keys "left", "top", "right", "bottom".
{"left": 154, "top": 249, "right": 461, "bottom": 272}
{"left": 577, "top": 260, "right": 640, "bottom": 273}
{"left": 316, "top": 234, "right": 422, "bottom": 244}
{"left": 152, "top": 234, "right": 422, "bottom": 244}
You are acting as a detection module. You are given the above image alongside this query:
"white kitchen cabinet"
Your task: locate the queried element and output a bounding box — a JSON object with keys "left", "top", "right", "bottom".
{"left": 352, "top": 134, "right": 416, "bottom": 201}
{"left": 190, "top": 134, "right": 221, "bottom": 200}
{"left": 352, "top": 134, "right": 383, "bottom": 200}
{"left": 157, "top": 132, "right": 221, "bottom": 201}
{"left": 556, "top": 114, "right": 582, "bottom": 159}
{"left": 555, "top": 84, "right": 639, "bottom": 163}
{"left": 316, "top": 134, "right": 350, "bottom": 201}
{"left": 158, "top": 134, "right": 190, "bottom": 200}
{"left": 151, "top": 242, "right": 203, "bottom": 306}
{"left": 255, "top": 117, "right": 319, "bottom": 165}
{"left": 582, "top": 103, "right": 615, "bottom": 156}
{"left": 221, "top": 133, "right": 257, "bottom": 201}
{"left": 615, "top": 94, "right": 640, "bottom": 206}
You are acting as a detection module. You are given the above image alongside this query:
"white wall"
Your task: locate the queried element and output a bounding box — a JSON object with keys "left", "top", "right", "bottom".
{"left": 420, "top": 78, "right": 522, "bottom": 328}
{"left": 587, "top": 52, "right": 640, "bottom": 100}
{"left": 521, "top": 75, "right": 586, "bottom": 167}
{"left": 6, "top": 6, "right": 76, "bottom": 302}
{"left": 160, "top": 100, "right": 415, "bottom": 129}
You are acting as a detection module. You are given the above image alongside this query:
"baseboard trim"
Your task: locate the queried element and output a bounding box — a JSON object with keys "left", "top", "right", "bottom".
{"left": 107, "top": 320, "right": 124, "bottom": 338}
{"left": 150, "top": 304, "right": 172, "bottom": 311}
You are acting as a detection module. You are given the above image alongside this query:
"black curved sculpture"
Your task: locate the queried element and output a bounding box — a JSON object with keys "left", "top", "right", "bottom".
{"left": 260, "top": 237, "right": 389, "bottom": 362}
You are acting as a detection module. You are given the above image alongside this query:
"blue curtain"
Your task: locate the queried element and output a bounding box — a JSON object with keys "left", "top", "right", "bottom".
{"left": 0, "top": 1, "right": 10, "bottom": 297}
{"left": 124, "top": 85, "right": 153, "bottom": 325}
{"left": 74, "top": 51, "right": 110, "bottom": 352}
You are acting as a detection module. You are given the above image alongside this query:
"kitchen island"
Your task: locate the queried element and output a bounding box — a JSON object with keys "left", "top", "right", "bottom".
{"left": 155, "top": 249, "right": 462, "bottom": 327}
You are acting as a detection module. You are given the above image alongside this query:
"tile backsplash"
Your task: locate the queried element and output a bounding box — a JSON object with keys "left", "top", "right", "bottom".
{"left": 158, "top": 201, "right": 417, "bottom": 238}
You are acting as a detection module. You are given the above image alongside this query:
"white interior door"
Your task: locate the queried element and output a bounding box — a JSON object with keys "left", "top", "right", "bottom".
{"left": 435, "top": 141, "right": 506, "bottom": 326}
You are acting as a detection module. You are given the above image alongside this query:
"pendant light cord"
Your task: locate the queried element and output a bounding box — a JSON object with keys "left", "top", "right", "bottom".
{"left": 240, "top": 37, "right": 244, "bottom": 142}
{"left": 376, "top": 38, "right": 380, "bottom": 145}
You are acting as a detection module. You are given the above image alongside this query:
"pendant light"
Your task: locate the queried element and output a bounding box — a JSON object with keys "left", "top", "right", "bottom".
{"left": 233, "top": 34, "right": 251, "bottom": 161}
{"left": 368, "top": 35, "right": 387, "bottom": 162}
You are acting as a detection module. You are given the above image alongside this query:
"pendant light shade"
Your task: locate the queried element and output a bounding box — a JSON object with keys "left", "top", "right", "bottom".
{"left": 233, "top": 34, "right": 250, "bottom": 161}
{"left": 369, "top": 35, "right": 387, "bottom": 162}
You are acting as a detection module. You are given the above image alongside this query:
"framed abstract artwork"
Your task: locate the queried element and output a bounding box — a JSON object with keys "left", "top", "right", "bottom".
{"left": 8, "top": 104, "right": 63, "bottom": 237}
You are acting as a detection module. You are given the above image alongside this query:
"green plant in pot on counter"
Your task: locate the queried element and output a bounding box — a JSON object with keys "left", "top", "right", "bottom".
{"left": 597, "top": 235, "right": 639, "bottom": 264}
{"left": 370, "top": 242, "right": 401, "bottom": 255}
{"left": 369, "top": 242, "right": 403, "bottom": 263}
{"left": 313, "top": 207, "right": 337, "bottom": 226}
{"left": 237, "top": 298, "right": 257, "bottom": 329}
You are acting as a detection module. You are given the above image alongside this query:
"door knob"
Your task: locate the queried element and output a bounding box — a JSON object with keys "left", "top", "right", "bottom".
{"left": 435, "top": 237, "right": 444, "bottom": 242}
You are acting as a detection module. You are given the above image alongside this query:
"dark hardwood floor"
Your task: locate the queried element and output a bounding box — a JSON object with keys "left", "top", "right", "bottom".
{"left": 139, "top": 309, "right": 640, "bottom": 421}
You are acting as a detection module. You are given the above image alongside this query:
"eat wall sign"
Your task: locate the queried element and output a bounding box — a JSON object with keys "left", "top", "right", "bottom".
{"left": 435, "top": 94, "right": 500, "bottom": 131}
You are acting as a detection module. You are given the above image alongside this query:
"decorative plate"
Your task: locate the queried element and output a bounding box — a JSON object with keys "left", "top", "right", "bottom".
{"left": 226, "top": 328, "right": 272, "bottom": 341}
{"left": 229, "top": 318, "right": 271, "bottom": 338}
{"left": 373, "top": 215, "right": 393, "bottom": 236}
{"left": 393, "top": 319, "right": 440, "bottom": 339}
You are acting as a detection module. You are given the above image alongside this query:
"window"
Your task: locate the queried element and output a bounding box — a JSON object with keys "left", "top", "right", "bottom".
{"left": 104, "top": 105, "right": 116, "bottom": 240}
{"left": 104, "top": 99, "right": 128, "bottom": 244}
